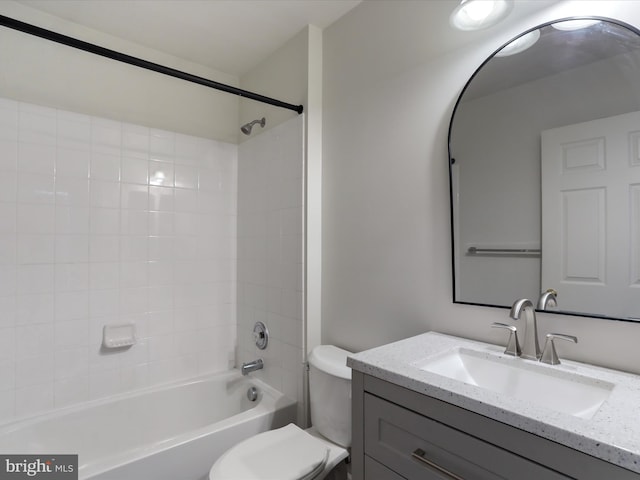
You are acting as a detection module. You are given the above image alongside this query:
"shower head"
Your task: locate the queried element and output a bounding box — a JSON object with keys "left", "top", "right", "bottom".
{"left": 240, "top": 117, "right": 266, "bottom": 135}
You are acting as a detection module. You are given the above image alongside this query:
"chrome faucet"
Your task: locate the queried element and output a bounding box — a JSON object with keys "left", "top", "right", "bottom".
{"left": 509, "top": 298, "right": 541, "bottom": 360}
{"left": 241, "top": 358, "right": 264, "bottom": 376}
{"left": 537, "top": 289, "right": 557, "bottom": 310}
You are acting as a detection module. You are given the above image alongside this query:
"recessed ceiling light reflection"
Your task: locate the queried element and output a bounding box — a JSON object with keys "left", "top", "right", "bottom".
{"left": 151, "top": 171, "right": 166, "bottom": 186}
{"left": 495, "top": 29, "right": 541, "bottom": 57}
{"left": 551, "top": 19, "right": 600, "bottom": 31}
{"left": 450, "top": 0, "right": 513, "bottom": 31}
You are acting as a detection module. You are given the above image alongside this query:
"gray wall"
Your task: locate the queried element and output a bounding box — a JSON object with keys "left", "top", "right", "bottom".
{"left": 321, "top": 0, "right": 640, "bottom": 374}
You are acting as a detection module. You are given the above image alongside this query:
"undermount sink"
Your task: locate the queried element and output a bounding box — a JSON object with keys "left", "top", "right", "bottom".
{"left": 414, "top": 348, "right": 614, "bottom": 419}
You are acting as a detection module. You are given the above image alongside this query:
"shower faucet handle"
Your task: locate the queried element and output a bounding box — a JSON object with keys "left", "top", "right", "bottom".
{"left": 491, "top": 322, "right": 521, "bottom": 357}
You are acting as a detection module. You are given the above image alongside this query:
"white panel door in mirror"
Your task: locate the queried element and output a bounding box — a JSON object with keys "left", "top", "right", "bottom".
{"left": 541, "top": 111, "right": 640, "bottom": 319}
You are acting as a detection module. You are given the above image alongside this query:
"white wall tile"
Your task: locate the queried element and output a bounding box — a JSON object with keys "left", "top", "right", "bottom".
{"left": 174, "top": 188, "right": 198, "bottom": 213}
{"left": 0, "top": 98, "right": 238, "bottom": 423}
{"left": 0, "top": 172, "right": 17, "bottom": 202}
{"left": 15, "top": 324, "right": 54, "bottom": 360}
{"left": 55, "top": 235, "right": 89, "bottom": 263}
{"left": 88, "top": 263, "right": 119, "bottom": 290}
{"left": 123, "top": 124, "right": 149, "bottom": 159}
{"left": 54, "top": 346, "right": 89, "bottom": 379}
{"left": 0, "top": 140, "right": 18, "bottom": 172}
{"left": 56, "top": 148, "right": 90, "bottom": 178}
{"left": 0, "top": 327, "right": 15, "bottom": 362}
{"left": 175, "top": 165, "right": 198, "bottom": 189}
{"left": 17, "top": 234, "right": 55, "bottom": 264}
{"left": 17, "top": 204, "right": 54, "bottom": 234}
{"left": 92, "top": 120, "right": 121, "bottom": 153}
{"left": 91, "top": 180, "right": 120, "bottom": 208}
{"left": 54, "top": 320, "right": 89, "bottom": 349}
{"left": 17, "top": 265, "right": 54, "bottom": 295}
{"left": 55, "top": 207, "right": 90, "bottom": 235}
{"left": 149, "top": 186, "right": 174, "bottom": 212}
{"left": 0, "top": 361, "right": 15, "bottom": 392}
{"left": 0, "top": 100, "right": 18, "bottom": 143}
{"left": 90, "top": 208, "right": 120, "bottom": 235}
{"left": 0, "top": 204, "right": 16, "bottom": 234}
{"left": 0, "top": 269, "right": 17, "bottom": 302}
{"left": 148, "top": 236, "right": 173, "bottom": 261}
{"left": 91, "top": 152, "right": 121, "bottom": 181}
{"left": 150, "top": 129, "right": 175, "bottom": 157}
{"left": 121, "top": 157, "right": 148, "bottom": 184}
{"left": 149, "top": 161, "right": 174, "bottom": 187}
{"left": 149, "top": 286, "right": 173, "bottom": 311}
{"left": 236, "top": 116, "right": 304, "bottom": 419}
{"left": 119, "top": 287, "right": 148, "bottom": 315}
{"left": 18, "top": 173, "right": 55, "bottom": 204}
{"left": 56, "top": 176, "right": 90, "bottom": 207}
{"left": 55, "top": 291, "right": 89, "bottom": 321}
{"left": 54, "top": 375, "right": 89, "bottom": 408}
{"left": 149, "top": 211, "right": 174, "bottom": 236}
{"left": 89, "top": 289, "right": 119, "bottom": 317}
{"left": 88, "top": 368, "right": 121, "bottom": 400}
{"left": 57, "top": 114, "right": 91, "bottom": 152}
{"left": 120, "top": 183, "right": 147, "bottom": 210}
{"left": 120, "top": 262, "right": 148, "bottom": 288}
{"left": 55, "top": 263, "right": 89, "bottom": 292}
{"left": 148, "top": 261, "right": 173, "bottom": 287}
{"left": 89, "top": 236, "right": 119, "bottom": 263}
{"left": 148, "top": 310, "right": 173, "bottom": 336}
{"left": 120, "top": 236, "right": 147, "bottom": 262}
{"left": 15, "top": 383, "right": 54, "bottom": 418}
{"left": 18, "top": 143, "right": 56, "bottom": 175}
{"left": 19, "top": 110, "right": 56, "bottom": 147}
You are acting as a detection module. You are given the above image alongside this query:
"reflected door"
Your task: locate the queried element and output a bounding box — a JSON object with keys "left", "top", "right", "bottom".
{"left": 541, "top": 111, "right": 640, "bottom": 319}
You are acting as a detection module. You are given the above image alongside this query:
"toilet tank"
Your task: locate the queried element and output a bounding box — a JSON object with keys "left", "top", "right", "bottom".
{"left": 308, "top": 345, "right": 352, "bottom": 448}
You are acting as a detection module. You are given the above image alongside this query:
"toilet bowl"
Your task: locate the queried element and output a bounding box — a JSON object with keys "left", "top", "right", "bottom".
{"left": 209, "top": 345, "right": 352, "bottom": 480}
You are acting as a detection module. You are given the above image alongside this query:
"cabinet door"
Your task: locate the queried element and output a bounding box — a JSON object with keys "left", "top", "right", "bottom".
{"left": 364, "top": 393, "right": 570, "bottom": 480}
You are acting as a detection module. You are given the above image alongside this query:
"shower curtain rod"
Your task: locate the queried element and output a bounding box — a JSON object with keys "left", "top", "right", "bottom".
{"left": 0, "top": 14, "right": 304, "bottom": 115}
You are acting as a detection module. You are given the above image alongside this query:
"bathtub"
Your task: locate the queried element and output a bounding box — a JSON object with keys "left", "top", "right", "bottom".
{"left": 0, "top": 370, "right": 297, "bottom": 480}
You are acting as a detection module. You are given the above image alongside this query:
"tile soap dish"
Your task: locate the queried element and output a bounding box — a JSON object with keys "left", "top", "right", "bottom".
{"left": 103, "top": 323, "right": 137, "bottom": 349}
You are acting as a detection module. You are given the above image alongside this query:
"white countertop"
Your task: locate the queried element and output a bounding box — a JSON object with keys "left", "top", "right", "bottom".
{"left": 347, "top": 331, "right": 640, "bottom": 473}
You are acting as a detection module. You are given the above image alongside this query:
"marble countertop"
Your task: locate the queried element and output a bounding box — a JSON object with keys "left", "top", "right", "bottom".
{"left": 347, "top": 331, "right": 640, "bottom": 473}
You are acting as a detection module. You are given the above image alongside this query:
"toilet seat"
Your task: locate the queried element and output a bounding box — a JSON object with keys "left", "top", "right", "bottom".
{"left": 209, "top": 424, "right": 330, "bottom": 480}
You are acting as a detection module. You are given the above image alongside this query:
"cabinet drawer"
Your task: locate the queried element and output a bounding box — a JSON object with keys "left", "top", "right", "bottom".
{"left": 365, "top": 456, "right": 406, "bottom": 480}
{"left": 364, "top": 393, "right": 569, "bottom": 480}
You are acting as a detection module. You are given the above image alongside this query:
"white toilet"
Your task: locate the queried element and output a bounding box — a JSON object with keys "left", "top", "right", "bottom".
{"left": 209, "top": 345, "right": 352, "bottom": 480}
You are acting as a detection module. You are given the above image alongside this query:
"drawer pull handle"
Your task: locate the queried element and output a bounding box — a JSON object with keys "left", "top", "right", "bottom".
{"left": 411, "top": 449, "right": 465, "bottom": 480}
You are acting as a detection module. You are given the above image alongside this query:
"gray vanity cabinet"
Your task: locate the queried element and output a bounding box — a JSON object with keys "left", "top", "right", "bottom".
{"left": 351, "top": 371, "right": 640, "bottom": 480}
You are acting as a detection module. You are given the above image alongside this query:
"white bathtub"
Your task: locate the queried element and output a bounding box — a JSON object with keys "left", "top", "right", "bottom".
{"left": 0, "top": 370, "right": 297, "bottom": 480}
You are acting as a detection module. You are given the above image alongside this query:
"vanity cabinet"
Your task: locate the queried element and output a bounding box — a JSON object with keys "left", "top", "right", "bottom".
{"left": 351, "top": 371, "right": 640, "bottom": 480}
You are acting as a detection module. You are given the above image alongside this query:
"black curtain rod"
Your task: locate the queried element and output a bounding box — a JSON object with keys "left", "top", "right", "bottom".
{"left": 0, "top": 14, "right": 304, "bottom": 115}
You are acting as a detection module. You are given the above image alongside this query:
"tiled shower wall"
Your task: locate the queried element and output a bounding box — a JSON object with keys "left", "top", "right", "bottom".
{"left": 0, "top": 97, "right": 237, "bottom": 422}
{"left": 236, "top": 116, "right": 305, "bottom": 422}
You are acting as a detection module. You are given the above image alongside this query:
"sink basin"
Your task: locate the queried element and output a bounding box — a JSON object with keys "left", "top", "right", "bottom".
{"left": 414, "top": 348, "right": 613, "bottom": 419}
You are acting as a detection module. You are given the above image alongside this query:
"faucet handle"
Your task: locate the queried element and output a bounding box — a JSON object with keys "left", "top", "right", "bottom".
{"left": 491, "top": 322, "right": 522, "bottom": 357}
{"left": 540, "top": 333, "right": 578, "bottom": 365}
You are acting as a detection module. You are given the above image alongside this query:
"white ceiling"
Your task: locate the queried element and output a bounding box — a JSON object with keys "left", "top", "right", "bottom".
{"left": 19, "top": 0, "right": 362, "bottom": 76}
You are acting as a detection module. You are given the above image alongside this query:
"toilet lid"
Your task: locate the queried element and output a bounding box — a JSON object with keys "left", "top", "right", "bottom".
{"left": 209, "top": 424, "right": 329, "bottom": 480}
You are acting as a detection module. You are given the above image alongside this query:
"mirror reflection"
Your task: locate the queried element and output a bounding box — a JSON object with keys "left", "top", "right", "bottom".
{"left": 449, "top": 18, "right": 640, "bottom": 321}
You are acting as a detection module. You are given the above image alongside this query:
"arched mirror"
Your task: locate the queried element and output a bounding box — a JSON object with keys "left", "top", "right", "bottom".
{"left": 449, "top": 17, "right": 640, "bottom": 321}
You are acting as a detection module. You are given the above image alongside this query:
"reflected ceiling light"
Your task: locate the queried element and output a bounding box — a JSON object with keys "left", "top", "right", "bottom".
{"left": 495, "top": 29, "right": 541, "bottom": 57}
{"left": 450, "top": 0, "right": 513, "bottom": 31}
{"left": 551, "top": 19, "right": 600, "bottom": 31}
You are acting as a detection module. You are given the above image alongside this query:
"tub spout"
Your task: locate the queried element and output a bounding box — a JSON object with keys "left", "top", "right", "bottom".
{"left": 241, "top": 359, "right": 263, "bottom": 376}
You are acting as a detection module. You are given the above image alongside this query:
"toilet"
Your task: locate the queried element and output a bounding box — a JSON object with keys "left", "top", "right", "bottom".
{"left": 209, "top": 345, "right": 352, "bottom": 480}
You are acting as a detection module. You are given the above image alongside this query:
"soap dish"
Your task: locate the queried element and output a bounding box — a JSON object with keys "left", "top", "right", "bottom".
{"left": 102, "top": 323, "right": 137, "bottom": 349}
